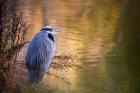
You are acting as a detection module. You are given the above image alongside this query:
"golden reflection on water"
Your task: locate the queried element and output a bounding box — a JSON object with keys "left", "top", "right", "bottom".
{"left": 19, "top": 0, "right": 121, "bottom": 93}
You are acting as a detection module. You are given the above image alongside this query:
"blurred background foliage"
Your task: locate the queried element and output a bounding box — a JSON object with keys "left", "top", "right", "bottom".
{"left": 0, "top": 0, "right": 28, "bottom": 92}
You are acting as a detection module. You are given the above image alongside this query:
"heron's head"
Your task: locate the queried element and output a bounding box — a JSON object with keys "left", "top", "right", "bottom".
{"left": 41, "top": 26, "right": 61, "bottom": 34}
{"left": 41, "top": 26, "right": 62, "bottom": 42}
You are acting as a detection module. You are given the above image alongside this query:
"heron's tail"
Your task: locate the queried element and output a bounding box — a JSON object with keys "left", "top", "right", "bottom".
{"left": 28, "top": 69, "right": 44, "bottom": 83}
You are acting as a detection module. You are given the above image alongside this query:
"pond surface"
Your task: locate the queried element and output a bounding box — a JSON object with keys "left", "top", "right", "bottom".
{"left": 18, "top": 0, "right": 140, "bottom": 93}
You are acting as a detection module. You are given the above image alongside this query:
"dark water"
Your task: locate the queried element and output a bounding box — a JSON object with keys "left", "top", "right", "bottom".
{"left": 18, "top": 0, "right": 140, "bottom": 93}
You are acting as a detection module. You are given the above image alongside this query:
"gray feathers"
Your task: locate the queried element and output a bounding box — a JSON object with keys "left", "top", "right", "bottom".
{"left": 25, "top": 31, "right": 55, "bottom": 83}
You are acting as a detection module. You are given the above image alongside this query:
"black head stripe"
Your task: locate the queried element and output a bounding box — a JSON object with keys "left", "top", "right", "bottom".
{"left": 48, "top": 33, "right": 54, "bottom": 42}
{"left": 41, "top": 28, "right": 53, "bottom": 32}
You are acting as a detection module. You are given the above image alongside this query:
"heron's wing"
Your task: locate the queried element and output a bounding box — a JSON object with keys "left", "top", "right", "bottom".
{"left": 25, "top": 32, "right": 55, "bottom": 72}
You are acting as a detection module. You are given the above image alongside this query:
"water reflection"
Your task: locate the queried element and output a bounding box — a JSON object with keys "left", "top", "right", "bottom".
{"left": 18, "top": 0, "right": 140, "bottom": 93}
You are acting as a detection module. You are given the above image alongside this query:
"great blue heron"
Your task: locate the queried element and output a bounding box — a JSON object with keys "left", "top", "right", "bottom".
{"left": 25, "top": 26, "right": 60, "bottom": 83}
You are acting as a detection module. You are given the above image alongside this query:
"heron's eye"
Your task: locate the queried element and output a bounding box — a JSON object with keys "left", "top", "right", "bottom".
{"left": 48, "top": 33, "right": 54, "bottom": 42}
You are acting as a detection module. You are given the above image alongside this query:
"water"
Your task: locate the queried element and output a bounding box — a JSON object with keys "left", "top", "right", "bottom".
{"left": 18, "top": 0, "right": 140, "bottom": 93}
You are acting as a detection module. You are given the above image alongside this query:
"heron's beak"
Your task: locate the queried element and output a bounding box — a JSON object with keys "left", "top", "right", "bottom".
{"left": 53, "top": 30, "right": 63, "bottom": 34}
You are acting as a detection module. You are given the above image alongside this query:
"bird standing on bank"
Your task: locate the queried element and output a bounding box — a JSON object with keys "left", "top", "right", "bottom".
{"left": 25, "top": 26, "right": 60, "bottom": 83}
